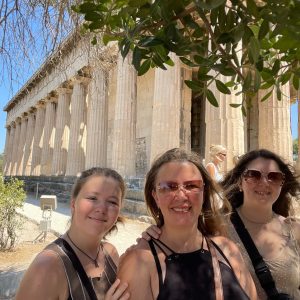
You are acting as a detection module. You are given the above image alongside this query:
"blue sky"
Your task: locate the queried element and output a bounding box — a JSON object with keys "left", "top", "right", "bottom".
{"left": 0, "top": 79, "right": 298, "bottom": 154}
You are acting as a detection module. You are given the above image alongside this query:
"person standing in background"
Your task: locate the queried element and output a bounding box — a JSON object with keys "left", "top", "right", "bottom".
{"left": 206, "top": 145, "right": 227, "bottom": 182}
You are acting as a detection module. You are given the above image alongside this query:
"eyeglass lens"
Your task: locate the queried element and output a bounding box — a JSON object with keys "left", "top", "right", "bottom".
{"left": 243, "top": 169, "right": 285, "bottom": 185}
{"left": 157, "top": 180, "right": 204, "bottom": 194}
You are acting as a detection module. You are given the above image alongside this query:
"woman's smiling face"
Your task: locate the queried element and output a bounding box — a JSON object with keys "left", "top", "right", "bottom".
{"left": 71, "top": 175, "right": 122, "bottom": 238}
{"left": 152, "top": 161, "right": 204, "bottom": 228}
{"left": 240, "top": 157, "right": 283, "bottom": 208}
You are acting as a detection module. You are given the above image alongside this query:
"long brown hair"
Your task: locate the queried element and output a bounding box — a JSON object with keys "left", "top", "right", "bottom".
{"left": 144, "top": 148, "right": 230, "bottom": 236}
{"left": 72, "top": 167, "right": 125, "bottom": 236}
{"left": 221, "top": 149, "right": 300, "bottom": 217}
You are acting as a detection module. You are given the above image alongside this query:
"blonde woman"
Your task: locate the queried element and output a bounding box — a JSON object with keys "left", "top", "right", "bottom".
{"left": 206, "top": 145, "right": 227, "bottom": 182}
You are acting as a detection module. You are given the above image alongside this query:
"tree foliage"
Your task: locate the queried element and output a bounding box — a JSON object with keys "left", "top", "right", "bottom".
{"left": 0, "top": 176, "right": 26, "bottom": 250}
{"left": 0, "top": 0, "right": 81, "bottom": 90}
{"left": 74, "top": 0, "right": 300, "bottom": 111}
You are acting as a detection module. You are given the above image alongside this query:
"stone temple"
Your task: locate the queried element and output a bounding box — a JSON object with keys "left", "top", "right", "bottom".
{"left": 2, "top": 32, "right": 295, "bottom": 211}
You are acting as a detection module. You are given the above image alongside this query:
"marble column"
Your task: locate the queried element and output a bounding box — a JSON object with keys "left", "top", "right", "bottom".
{"left": 31, "top": 102, "right": 46, "bottom": 175}
{"left": 16, "top": 114, "right": 28, "bottom": 175}
{"left": 86, "top": 69, "right": 109, "bottom": 169}
{"left": 5, "top": 122, "right": 15, "bottom": 176}
{"left": 111, "top": 54, "right": 137, "bottom": 177}
{"left": 205, "top": 75, "right": 245, "bottom": 171}
{"left": 258, "top": 84, "right": 293, "bottom": 162}
{"left": 23, "top": 110, "right": 36, "bottom": 175}
{"left": 150, "top": 54, "right": 181, "bottom": 163}
{"left": 40, "top": 97, "right": 57, "bottom": 175}
{"left": 3, "top": 125, "right": 11, "bottom": 175}
{"left": 51, "top": 87, "right": 72, "bottom": 175}
{"left": 66, "top": 76, "right": 90, "bottom": 176}
{"left": 10, "top": 118, "right": 21, "bottom": 176}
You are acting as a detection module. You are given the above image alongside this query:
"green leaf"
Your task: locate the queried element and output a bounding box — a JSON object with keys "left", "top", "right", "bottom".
{"left": 198, "top": 74, "right": 213, "bottom": 81}
{"left": 279, "top": 72, "right": 291, "bottom": 85}
{"left": 184, "top": 80, "right": 203, "bottom": 91}
{"left": 139, "top": 37, "right": 164, "bottom": 47}
{"left": 102, "top": 34, "right": 116, "bottom": 46}
{"left": 180, "top": 57, "right": 198, "bottom": 67}
{"left": 293, "top": 74, "right": 300, "bottom": 90}
{"left": 246, "top": 0, "right": 258, "bottom": 18}
{"left": 241, "top": 105, "right": 247, "bottom": 117}
{"left": 273, "top": 37, "right": 298, "bottom": 51}
{"left": 248, "top": 36, "right": 260, "bottom": 64}
{"left": 138, "top": 59, "right": 151, "bottom": 76}
{"left": 271, "top": 59, "right": 280, "bottom": 75}
{"left": 253, "top": 69, "right": 261, "bottom": 92}
{"left": 260, "top": 90, "right": 273, "bottom": 102}
{"left": 258, "top": 20, "right": 269, "bottom": 40}
{"left": 243, "top": 72, "right": 252, "bottom": 92}
{"left": 119, "top": 38, "right": 131, "bottom": 59}
{"left": 206, "top": 89, "right": 219, "bottom": 107}
{"left": 276, "top": 86, "right": 282, "bottom": 101}
{"left": 195, "top": 0, "right": 226, "bottom": 10}
{"left": 216, "top": 80, "right": 231, "bottom": 94}
{"left": 230, "top": 103, "right": 241, "bottom": 108}
{"left": 132, "top": 46, "right": 142, "bottom": 70}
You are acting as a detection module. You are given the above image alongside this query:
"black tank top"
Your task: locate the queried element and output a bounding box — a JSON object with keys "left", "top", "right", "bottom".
{"left": 149, "top": 238, "right": 250, "bottom": 300}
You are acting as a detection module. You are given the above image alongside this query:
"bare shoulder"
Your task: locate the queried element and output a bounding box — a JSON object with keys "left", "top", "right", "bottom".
{"left": 211, "top": 235, "right": 241, "bottom": 256}
{"left": 16, "top": 249, "right": 68, "bottom": 300}
{"left": 120, "top": 238, "right": 152, "bottom": 265}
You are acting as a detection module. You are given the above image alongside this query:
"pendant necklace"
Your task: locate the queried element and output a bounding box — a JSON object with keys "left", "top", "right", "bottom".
{"left": 66, "top": 232, "right": 101, "bottom": 268}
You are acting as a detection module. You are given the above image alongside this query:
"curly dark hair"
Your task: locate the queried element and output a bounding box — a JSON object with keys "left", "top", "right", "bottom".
{"left": 221, "top": 149, "right": 300, "bottom": 217}
{"left": 71, "top": 167, "right": 125, "bottom": 236}
{"left": 144, "top": 148, "right": 230, "bottom": 236}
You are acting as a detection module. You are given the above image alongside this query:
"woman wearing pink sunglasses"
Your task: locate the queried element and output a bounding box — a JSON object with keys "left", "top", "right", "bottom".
{"left": 222, "top": 149, "right": 300, "bottom": 299}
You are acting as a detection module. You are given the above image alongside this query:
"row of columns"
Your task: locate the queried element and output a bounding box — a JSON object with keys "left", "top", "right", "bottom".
{"left": 3, "top": 54, "right": 293, "bottom": 178}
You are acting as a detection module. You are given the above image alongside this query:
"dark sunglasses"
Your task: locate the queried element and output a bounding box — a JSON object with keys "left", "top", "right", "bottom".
{"left": 156, "top": 180, "right": 205, "bottom": 195}
{"left": 242, "top": 169, "right": 285, "bottom": 186}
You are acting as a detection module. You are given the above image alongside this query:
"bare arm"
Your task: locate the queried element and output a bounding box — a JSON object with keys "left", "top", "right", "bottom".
{"left": 212, "top": 236, "right": 258, "bottom": 300}
{"left": 206, "top": 163, "right": 216, "bottom": 179}
{"left": 118, "top": 244, "right": 155, "bottom": 300}
{"left": 16, "top": 250, "right": 68, "bottom": 300}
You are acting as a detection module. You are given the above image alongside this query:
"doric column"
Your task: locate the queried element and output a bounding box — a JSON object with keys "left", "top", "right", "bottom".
{"left": 258, "top": 84, "right": 292, "bottom": 162}
{"left": 3, "top": 125, "right": 11, "bottom": 175}
{"left": 31, "top": 102, "right": 46, "bottom": 175}
{"left": 5, "top": 122, "right": 15, "bottom": 176}
{"left": 40, "top": 96, "right": 57, "bottom": 175}
{"left": 23, "top": 110, "right": 36, "bottom": 175}
{"left": 66, "top": 76, "right": 90, "bottom": 176}
{"left": 205, "top": 75, "right": 245, "bottom": 171}
{"left": 51, "top": 87, "right": 72, "bottom": 175}
{"left": 10, "top": 118, "right": 21, "bottom": 176}
{"left": 86, "top": 68, "right": 108, "bottom": 169}
{"left": 111, "top": 53, "right": 137, "bottom": 177}
{"left": 150, "top": 54, "right": 181, "bottom": 163}
{"left": 16, "top": 113, "right": 28, "bottom": 175}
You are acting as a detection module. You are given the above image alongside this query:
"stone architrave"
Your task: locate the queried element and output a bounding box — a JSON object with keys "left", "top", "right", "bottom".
{"left": 5, "top": 122, "right": 15, "bottom": 176}
{"left": 149, "top": 54, "right": 181, "bottom": 163}
{"left": 205, "top": 74, "right": 245, "bottom": 171}
{"left": 52, "top": 87, "right": 72, "bottom": 176}
{"left": 16, "top": 114, "right": 28, "bottom": 175}
{"left": 3, "top": 125, "right": 11, "bottom": 175}
{"left": 86, "top": 68, "right": 108, "bottom": 169}
{"left": 40, "top": 97, "right": 57, "bottom": 175}
{"left": 31, "top": 102, "right": 46, "bottom": 175}
{"left": 258, "top": 84, "right": 293, "bottom": 162}
{"left": 66, "top": 76, "right": 90, "bottom": 176}
{"left": 10, "top": 118, "right": 22, "bottom": 176}
{"left": 111, "top": 53, "right": 137, "bottom": 177}
{"left": 23, "top": 110, "right": 36, "bottom": 175}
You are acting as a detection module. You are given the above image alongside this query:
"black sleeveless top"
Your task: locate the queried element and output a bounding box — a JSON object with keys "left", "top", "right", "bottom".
{"left": 148, "top": 238, "right": 250, "bottom": 300}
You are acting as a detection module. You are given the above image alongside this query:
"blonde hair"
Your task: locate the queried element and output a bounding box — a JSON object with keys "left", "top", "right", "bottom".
{"left": 209, "top": 144, "right": 226, "bottom": 159}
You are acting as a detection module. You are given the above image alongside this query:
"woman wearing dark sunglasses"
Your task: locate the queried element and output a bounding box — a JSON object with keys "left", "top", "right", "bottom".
{"left": 118, "top": 148, "right": 257, "bottom": 300}
{"left": 221, "top": 149, "right": 300, "bottom": 299}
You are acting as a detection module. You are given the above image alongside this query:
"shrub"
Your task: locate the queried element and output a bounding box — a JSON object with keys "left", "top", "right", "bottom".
{"left": 0, "top": 176, "right": 26, "bottom": 250}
